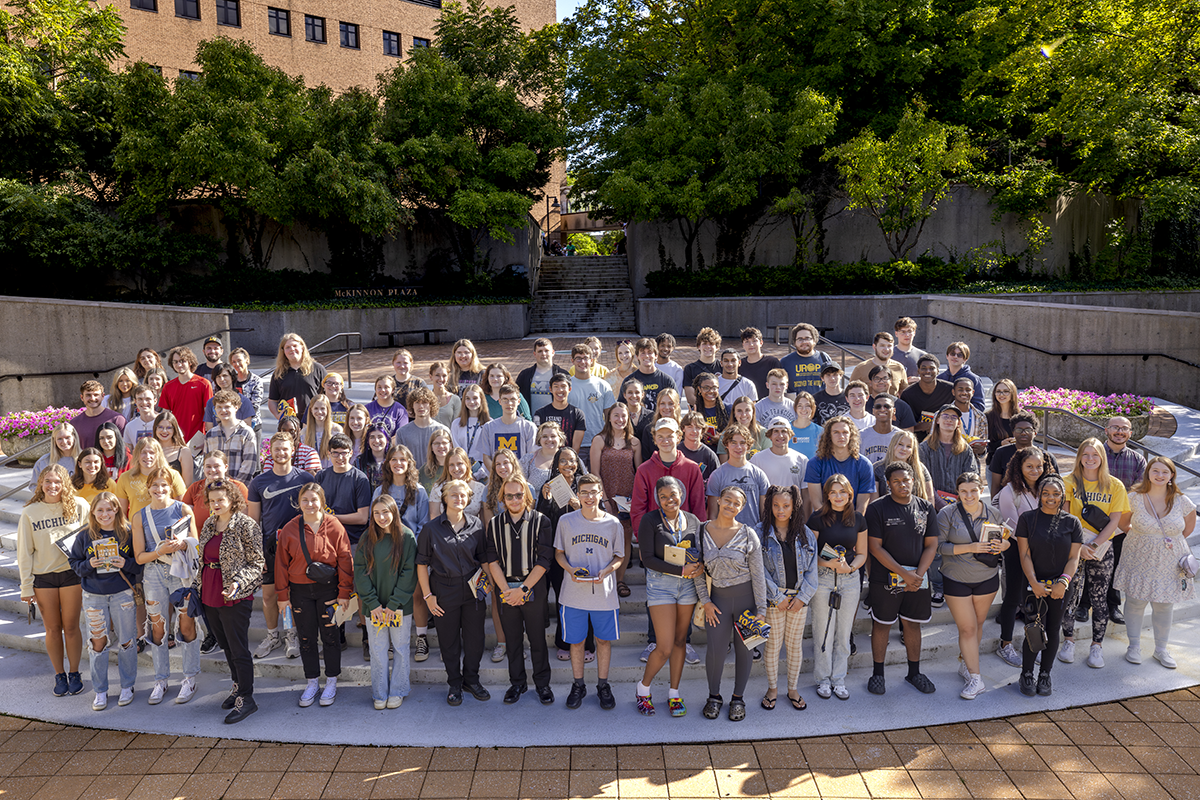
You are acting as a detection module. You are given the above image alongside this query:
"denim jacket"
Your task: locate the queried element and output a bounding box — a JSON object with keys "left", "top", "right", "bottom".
{"left": 760, "top": 524, "right": 819, "bottom": 607}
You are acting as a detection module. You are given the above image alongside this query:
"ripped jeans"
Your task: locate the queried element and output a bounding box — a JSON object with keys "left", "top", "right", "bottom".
{"left": 143, "top": 563, "right": 199, "bottom": 683}
{"left": 82, "top": 589, "right": 139, "bottom": 694}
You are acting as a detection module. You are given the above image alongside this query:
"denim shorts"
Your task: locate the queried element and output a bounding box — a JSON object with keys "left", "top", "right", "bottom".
{"left": 645, "top": 569, "right": 699, "bottom": 607}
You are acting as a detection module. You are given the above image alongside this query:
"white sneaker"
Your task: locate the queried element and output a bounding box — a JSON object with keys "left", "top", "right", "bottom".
{"left": 319, "top": 679, "right": 337, "bottom": 707}
{"left": 832, "top": 683, "right": 850, "bottom": 700}
{"left": 386, "top": 696, "right": 403, "bottom": 709}
{"left": 816, "top": 680, "right": 832, "bottom": 699}
{"left": 254, "top": 631, "right": 282, "bottom": 659}
{"left": 374, "top": 699, "right": 387, "bottom": 710}
{"left": 299, "top": 679, "right": 319, "bottom": 707}
{"left": 1057, "top": 639, "right": 1075, "bottom": 664}
{"left": 1125, "top": 646, "right": 1143, "bottom": 664}
{"left": 958, "top": 658, "right": 971, "bottom": 682}
{"left": 1154, "top": 649, "right": 1177, "bottom": 669}
{"left": 640, "top": 642, "right": 656, "bottom": 663}
{"left": 685, "top": 644, "right": 701, "bottom": 665}
{"left": 92, "top": 692, "right": 108, "bottom": 711}
{"left": 996, "top": 643, "right": 1022, "bottom": 667}
{"left": 118, "top": 688, "right": 134, "bottom": 707}
{"left": 148, "top": 680, "right": 167, "bottom": 705}
{"left": 960, "top": 675, "right": 985, "bottom": 700}
{"left": 1087, "top": 643, "right": 1104, "bottom": 669}
{"left": 174, "top": 676, "right": 197, "bottom": 704}
{"left": 491, "top": 642, "right": 506, "bottom": 663}
{"left": 284, "top": 629, "right": 299, "bottom": 659}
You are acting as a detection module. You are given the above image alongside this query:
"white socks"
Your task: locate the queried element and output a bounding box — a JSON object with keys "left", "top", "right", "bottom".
{"left": 636, "top": 682, "right": 650, "bottom": 697}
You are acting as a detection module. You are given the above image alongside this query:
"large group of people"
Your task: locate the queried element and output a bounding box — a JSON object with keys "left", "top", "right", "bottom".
{"left": 15, "top": 320, "right": 1197, "bottom": 726}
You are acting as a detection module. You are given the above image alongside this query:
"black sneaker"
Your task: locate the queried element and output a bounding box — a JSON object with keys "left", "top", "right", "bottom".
{"left": 1019, "top": 672, "right": 1036, "bottom": 696}
{"left": 200, "top": 633, "right": 218, "bottom": 655}
{"left": 1036, "top": 672, "right": 1052, "bottom": 697}
{"left": 224, "top": 695, "right": 258, "bottom": 724}
{"left": 414, "top": 634, "right": 429, "bottom": 662}
{"left": 931, "top": 591, "right": 945, "bottom": 608}
{"left": 1074, "top": 606, "right": 1089, "bottom": 623}
{"left": 752, "top": 647, "right": 762, "bottom": 662}
{"left": 504, "top": 684, "right": 527, "bottom": 704}
{"left": 221, "top": 684, "right": 239, "bottom": 710}
{"left": 566, "top": 683, "right": 586, "bottom": 709}
{"left": 67, "top": 671, "right": 84, "bottom": 695}
{"left": 1109, "top": 606, "right": 1125, "bottom": 625}
{"left": 597, "top": 683, "right": 616, "bottom": 710}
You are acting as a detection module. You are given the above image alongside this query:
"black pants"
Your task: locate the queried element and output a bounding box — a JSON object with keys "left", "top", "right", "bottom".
{"left": 1106, "top": 534, "right": 1124, "bottom": 610}
{"left": 998, "top": 544, "right": 1024, "bottom": 642}
{"left": 290, "top": 582, "right": 340, "bottom": 679}
{"left": 1021, "top": 592, "right": 1066, "bottom": 675}
{"left": 431, "top": 577, "right": 486, "bottom": 691}
{"left": 549, "top": 561, "right": 594, "bottom": 653}
{"left": 498, "top": 580, "right": 551, "bottom": 690}
{"left": 205, "top": 598, "right": 254, "bottom": 697}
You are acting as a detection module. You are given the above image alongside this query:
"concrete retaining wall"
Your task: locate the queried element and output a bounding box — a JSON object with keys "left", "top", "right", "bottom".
{"left": 0, "top": 296, "right": 230, "bottom": 416}
{"left": 229, "top": 303, "right": 530, "bottom": 356}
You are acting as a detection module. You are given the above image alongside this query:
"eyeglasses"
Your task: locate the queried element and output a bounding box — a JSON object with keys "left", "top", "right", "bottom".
{"left": 330, "top": 451, "right": 351, "bottom": 458}
{"left": 503, "top": 492, "right": 524, "bottom": 500}
{"left": 578, "top": 490, "right": 602, "bottom": 498}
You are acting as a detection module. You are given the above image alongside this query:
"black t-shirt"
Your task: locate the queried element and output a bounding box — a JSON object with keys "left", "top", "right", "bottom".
{"left": 740, "top": 356, "right": 782, "bottom": 401}
{"left": 813, "top": 390, "right": 850, "bottom": 425}
{"left": 195, "top": 362, "right": 221, "bottom": 387}
{"left": 682, "top": 359, "right": 719, "bottom": 392}
{"left": 630, "top": 407, "right": 653, "bottom": 440}
{"left": 807, "top": 510, "right": 867, "bottom": 561}
{"left": 268, "top": 364, "right": 328, "bottom": 420}
{"left": 1015, "top": 509, "right": 1083, "bottom": 581}
{"left": 621, "top": 369, "right": 677, "bottom": 413}
{"left": 899, "top": 380, "right": 954, "bottom": 439}
{"left": 989, "top": 442, "right": 1019, "bottom": 478}
{"left": 866, "top": 395, "right": 917, "bottom": 429}
{"left": 248, "top": 468, "right": 313, "bottom": 538}
{"left": 533, "top": 403, "right": 587, "bottom": 448}
{"left": 781, "top": 537, "right": 798, "bottom": 587}
{"left": 315, "top": 466, "right": 373, "bottom": 544}
{"left": 865, "top": 495, "right": 934, "bottom": 582}
{"left": 680, "top": 442, "right": 720, "bottom": 481}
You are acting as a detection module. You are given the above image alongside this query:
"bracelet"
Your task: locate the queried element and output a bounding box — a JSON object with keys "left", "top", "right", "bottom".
{"left": 1054, "top": 575, "right": 1071, "bottom": 586}
{"left": 1059, "top": 573, "right": 1071, "bottom": 582}
{"left": 423, "top": 592, "right": 433, "bottom": 600}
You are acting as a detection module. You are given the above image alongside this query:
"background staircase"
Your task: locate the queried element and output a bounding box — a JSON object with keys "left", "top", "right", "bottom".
{"left": 530, "top": 256, "right": 636, "bottom": 333}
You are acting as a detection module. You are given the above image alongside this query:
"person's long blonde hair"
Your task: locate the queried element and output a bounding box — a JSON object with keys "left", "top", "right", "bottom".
{"left": 274, "top": 333, "right": 316, "bottom": 378}
{"left": 47, "top": 422, "right": 82, "bottom": 463}
{"left": 87, "top": 491, "right": 130, "bottom": 547}
{"left": 304, "top": 395, "right": 337, "bottom": 461}
{"left": 884, "top": 430, "right": 930, "bottom": 500}
{"left": 107, "top": 368, "right": 138, "bottom": 413}
{"left": 486, "top": 449, "right": 525, "bottom": 511}
{"left": 448, "top": 339, "right": 484, "bottom": 390}
{"left": 1070, "top": 437, "right": 1116, "bottom": 493}
{"left": 932, "top": 407, "right": 970, "bottom": 455}
{"left": 129, "top": 438, "right": 167, "bottom": 478}
{"left": 27, "top": 464, "right": 82, "bottom": 523}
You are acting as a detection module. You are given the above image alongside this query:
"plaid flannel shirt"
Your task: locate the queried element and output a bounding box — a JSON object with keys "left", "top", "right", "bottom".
{"left": 205, "top": 421, "right": 259, "bottom": 482}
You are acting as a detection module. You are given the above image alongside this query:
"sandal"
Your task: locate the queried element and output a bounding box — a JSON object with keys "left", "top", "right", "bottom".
{"left": 617, "top": 581, "right": 631, "bottom": 598}
{"left": 788, "top": 693, "right": 807, "bottom": 711}
{"left": 702, "top": 696, "right": 723, "bottom": 719}
{"left": 728, "top": 698, "right": 746, "bottom": 721}
{"left": 761, "top": 693, "right": 777, "bottom": 711}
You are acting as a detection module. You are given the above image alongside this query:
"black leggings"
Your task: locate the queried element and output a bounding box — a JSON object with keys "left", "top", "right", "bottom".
{"left": 998, "top": 544, "right": 1024, "bottom": 642}
{"left": 1021, "top": 592, "right": 1066, "bottom": 675}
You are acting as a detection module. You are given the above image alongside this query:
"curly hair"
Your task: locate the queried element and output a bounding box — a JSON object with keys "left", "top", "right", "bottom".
{"left": 815, "top": 417, "right": 861, "bottom": 460}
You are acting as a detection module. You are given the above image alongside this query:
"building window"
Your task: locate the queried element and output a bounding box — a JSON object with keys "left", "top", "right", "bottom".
{"left": 305, "top": 14, "right": 325, "bottom": 43}
{"left": 175, "top": 0, "right": 199, "bottom": 18}
{"left": 130, "top": 0, "right": 157, "bottom": 12}
{"left": 412, "top": 36, "right": 430, "bottom": 48}
{"left": 268, "top": 7, "right": 290, "bottom": 36}
{"left": 382, "top": 30, "right": 400, "bottom": 57}
{"left": 149, "top": 65, "right": 163, "bottom": 75}
{"left": 215, "top": 0, "right": 239, "bottom": 26}
{"left": 178, "top": 70, "right": 201, "bottom": 81}
{"left": 339, "top": 22, "right": 359, "bottom": 49}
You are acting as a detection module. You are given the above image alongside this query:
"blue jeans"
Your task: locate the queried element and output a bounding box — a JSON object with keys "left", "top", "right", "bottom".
{"left": 366, "top": 614, "right": 412, "bottom": 703}
{"left": 143, "top": 563, "right": 199, "bottom": 682}
{"left": 83, "top": 589, "right": 138, "bottom": 694}
{"left": 809, "top": 566, "right": 861, "bottom": 686}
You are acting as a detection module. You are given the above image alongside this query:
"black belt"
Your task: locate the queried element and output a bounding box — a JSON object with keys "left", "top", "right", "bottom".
{"left": 204, "top": 562, "right": 221, "bottom": 569}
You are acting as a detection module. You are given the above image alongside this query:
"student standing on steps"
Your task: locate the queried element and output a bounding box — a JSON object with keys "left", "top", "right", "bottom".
{"left": 682, "top": 328, "right": 722, "bottom": 408}
{"left": 532, "top": 373, "right": 587, "bottom": 453}
{"left": 738, "top": 327, "right": 782, "bottom": 401}
{"left": 556, "top": 473, "right": 624, "bottom": 711}
{"left": 19, "top": 465, "right": 91, "bottom": 698}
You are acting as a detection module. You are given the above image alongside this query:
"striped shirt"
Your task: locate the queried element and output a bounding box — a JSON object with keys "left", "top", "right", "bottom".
{"left": 485, "top": 510, "right": 554, "bottom": 583}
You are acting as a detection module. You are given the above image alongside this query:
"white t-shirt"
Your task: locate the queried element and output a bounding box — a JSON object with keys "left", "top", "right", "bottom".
{"left": 658, "top": 360, "right": 686, "bottom": 409}
{"left": 717, "top": 375, "right": 758, "bottom": 404}
{"left": 750, "top": 448, "right": 808, "bottom": 491}
{"left": 849, "top": 413, "right": 874, "bottom": 431}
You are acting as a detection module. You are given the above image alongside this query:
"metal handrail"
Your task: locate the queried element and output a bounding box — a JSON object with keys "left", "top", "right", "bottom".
{"left": 0, "top": 327, "right": 256, "bottom": 384}
{"left": 307, "top": 332, "right": 363, "bottom": 388}
{"left": 1025, "top": 404, "right": 1200, "bottom": 481}
{"left": 0, "top": 434, "right": 61, "bottom": 499}
{"left": 817, "top": 336, "right": 871, "bottom": 372}
{"left": 910, "top": 315, "right": 1200, "bottom": 371}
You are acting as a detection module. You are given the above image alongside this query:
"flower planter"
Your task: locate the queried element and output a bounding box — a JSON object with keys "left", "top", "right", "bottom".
{"left": 0, "top": 433, "right": 52, "bottom": 465}
{"left": 1034, "top": 412, "right": 1149, "bottom": 450}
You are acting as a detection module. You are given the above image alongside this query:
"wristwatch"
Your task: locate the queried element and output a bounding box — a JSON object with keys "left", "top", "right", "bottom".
{"left": 521, "top": 584, "right": 533, "bottom": 601}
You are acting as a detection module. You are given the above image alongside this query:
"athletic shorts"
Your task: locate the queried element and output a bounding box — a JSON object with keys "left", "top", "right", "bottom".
{"left": 560, "top": 606, "right": 619, "bottom": 644}
{"left": 868, "top": 581, "right": 931, "bottom": 625}
{"left": 942, "top": 573, "right": 1000, "bottom": 598}
{"left": 33, "top": 570, "right": 81, "bottom": 589}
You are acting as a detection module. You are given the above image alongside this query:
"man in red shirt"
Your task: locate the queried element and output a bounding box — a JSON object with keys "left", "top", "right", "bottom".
{"left": 160, "top": 345, "right": 213, "bottom": 446}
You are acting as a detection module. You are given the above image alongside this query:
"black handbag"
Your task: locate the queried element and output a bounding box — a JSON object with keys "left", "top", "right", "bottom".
{"left": 1023, "top": 596, "right": 1048, "bottom": 652}
{"left": 1080, "top": 502, "right": 1110, "bottom": 535}
{"left": 958, "top": 503, "right": 1000, "bottom": 569}
{"left": 298, "top": 526, "right": 337, "bottom": 585}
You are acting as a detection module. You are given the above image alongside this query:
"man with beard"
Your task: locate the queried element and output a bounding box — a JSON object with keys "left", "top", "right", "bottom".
{"left": 780, "top": 323, "right": 833, "bottom": 398}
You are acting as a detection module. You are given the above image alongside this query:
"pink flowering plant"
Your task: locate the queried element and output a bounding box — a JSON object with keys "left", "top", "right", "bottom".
{"left": 1019, "top": 387, "right": 1154, "bottom": 416}
{"left": 0, "top": 406, "right": 82, "bottom": 440}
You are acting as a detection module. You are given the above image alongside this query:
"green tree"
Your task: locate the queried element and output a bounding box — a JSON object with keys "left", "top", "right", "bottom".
{"left": 567, "top": 233, "right": 599, "bottom": 255}
{"left": 378, "top": 0, "right": 564, "bottom": 285}
{"left": 830, "top": 104, "right": 978, "bottom": 259}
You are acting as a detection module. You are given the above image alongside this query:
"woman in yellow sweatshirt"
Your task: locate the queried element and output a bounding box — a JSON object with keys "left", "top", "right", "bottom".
{"left": 18, "top": 464, "right": 91, "bottom": 697}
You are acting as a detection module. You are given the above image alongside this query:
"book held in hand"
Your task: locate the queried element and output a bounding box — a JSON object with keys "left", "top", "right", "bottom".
{"left": 735, "top": 609, "right": 770, "bottom": 649}
{"left": 53, "top": 525, "right": 89, "bottom": 558}
{"left": 94, "top": 537, "right": 120, "bottom": 574}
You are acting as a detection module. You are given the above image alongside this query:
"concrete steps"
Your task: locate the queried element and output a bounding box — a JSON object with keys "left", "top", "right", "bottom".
{"left": 531, "top": 256, "right": 636, "bottom": 333}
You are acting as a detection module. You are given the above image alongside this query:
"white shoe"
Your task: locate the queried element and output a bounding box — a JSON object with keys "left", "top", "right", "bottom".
{"left": 1087, "top": 643, "right": 1104, "bottom": 669}
{"left": 174, "top": 677, "right": 197, "bottom": 704}
{"left": 148, "top": 680, "right": 167, "bottom": 705}
{"left": 640, "top": 642, "right": 656, "bottom": 662}
{"left": 118, "top": 688, "right": 134, "bottom": 707}
{"left": 1125, "top": 646, "right": 1143, "bottom": 665}
{"left": 960, "top": 675, "right": 985, "bottom": 700}
{"left": 284, "top": 629, "right": 299, "bottom": 659}
{"left": 491, "top": 642, "right": 506, "bottom": 663}
{"left": 816, "top": 680, "right": 832, "bottom": 699}
{"left": 386, "top": 696, "right": 403, "bottom": 709}
{"left": 1057, "top": 640, "right": 1075, "bottom": 664}
{"left": 299, "top": 679, "right": 319, "bottom": 707}
{"left": 958, "top": 658, "right": 971, "bottom": 682}
{"left": 1154, "top": 649, "right": 1177, "bottom": 669}
{"left": 319, "top": 679, "right": 337, "bottom": 707}
{"left": 996, "top": 643, "right": 1022, "bottom": 668}
{"left": 254, "top": 631, "right": 282, "bottom": 659}
{"left": 374, "top": 699, "right": 387, "bottom": 710}
{"left": 832, "top": 683, "right": 850, "bottom": 701}
{"left": 92, "top": 692, "right": 108, "bottom": 711}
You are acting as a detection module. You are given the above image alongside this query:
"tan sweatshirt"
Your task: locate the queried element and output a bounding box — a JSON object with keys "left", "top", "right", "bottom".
{"left": 17, "top": 498, "right": 91, "bottom": 596}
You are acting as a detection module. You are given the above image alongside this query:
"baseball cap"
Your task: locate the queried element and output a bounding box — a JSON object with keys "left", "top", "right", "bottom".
{"left": 766, "top": 416, "right": 792, "bottom": 433}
